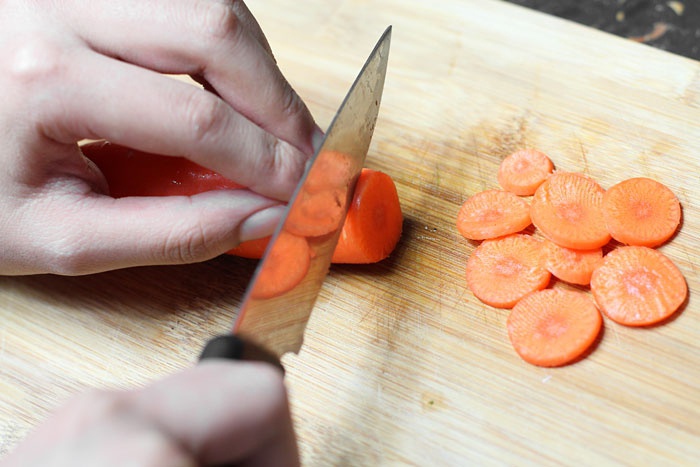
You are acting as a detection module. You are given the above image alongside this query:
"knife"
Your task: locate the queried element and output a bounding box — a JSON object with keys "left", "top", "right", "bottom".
{"left": 199, "top": 26, "right": 392, "bottom": 370}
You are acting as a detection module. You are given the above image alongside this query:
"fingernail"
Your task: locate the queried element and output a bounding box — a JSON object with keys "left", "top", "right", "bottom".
{"left": 239, "top": 205, "right": 286, "bottom": 242}
{"left": 311, "top": 125, "right": 325, "bottom": 154}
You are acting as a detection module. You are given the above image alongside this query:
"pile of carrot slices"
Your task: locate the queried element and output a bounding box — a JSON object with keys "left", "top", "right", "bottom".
{"left": 457, "top": 148, "right": 687, "bottom": 367}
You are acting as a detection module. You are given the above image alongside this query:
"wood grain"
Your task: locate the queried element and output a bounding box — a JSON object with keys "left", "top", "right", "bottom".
{"left": 2, "top": 0, "right": 699, "bottom": 464}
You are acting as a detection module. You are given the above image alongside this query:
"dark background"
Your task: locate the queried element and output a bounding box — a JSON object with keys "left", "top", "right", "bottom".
{"left": 503, "top": 0, "right": 700, "bottom": 60}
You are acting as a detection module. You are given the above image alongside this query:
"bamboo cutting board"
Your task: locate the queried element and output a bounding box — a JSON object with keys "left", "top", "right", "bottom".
{"left": 1, "top": 0, "right": 699, "bottom": 464}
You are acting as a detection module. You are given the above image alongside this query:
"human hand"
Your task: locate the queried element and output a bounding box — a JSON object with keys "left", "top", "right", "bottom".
{"left": 2, "top": 361, "right": 299, "bottom": 467}
{"left": 0, "top": 0, "right": 320, "bottom": 275}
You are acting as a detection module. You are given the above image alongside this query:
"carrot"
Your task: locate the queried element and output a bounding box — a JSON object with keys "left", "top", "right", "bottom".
{"left": 249, "top": 231, "right": 311, "bottom": 299}
{"left": 465, "top": 234, "right": 551, "bottom": 308}
{"left": 284, "top": 186, "right": 347, "bottom": 237}
{"left": 82, "top": 141, "right": 243, "bottom": 197}
{"left": 507, "top": 289, "right": 602, "bottom": 367}
{"left": 331, "top": 168, "right": 403, "bottom": 263}
{"left": 590, "top": 246, "right": 687, "bottom": 326}
{"left": 303, "top": 150, "right": 354, "bottom": 194}
{"left": 230, "top": 169, "right": 404, "bottom": 264}
{"left": 227, "top": 236, "right": 271, "bottom": 259}
{"left": 497, "top": 149, "right": 554, "bottom": 196}
{"left": 456, "top": 190, "right": 531, "bottom": 241}
{"left": 602, "top": 177, "right": 682, "bottom": 247}
{"left": 530, "top": 171, "right": 611, "bottom": 250}
{"left": 284, "top": 150, "right": 356, "bottom": 237}
{"left": 541, "top": 239, "right": 603, "bottom": 286}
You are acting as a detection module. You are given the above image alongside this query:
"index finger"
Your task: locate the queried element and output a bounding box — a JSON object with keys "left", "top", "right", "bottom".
{"left": 63, "top": 0, "right": 318, "bottom": 155}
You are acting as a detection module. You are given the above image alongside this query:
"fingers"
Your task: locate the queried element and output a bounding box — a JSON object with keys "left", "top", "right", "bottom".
{"left": 132, "top": 361, "right": 299, "bottom": 466}
{"left": 4, "top": 185, "right": 285, "bottom": 275}
{"left": 4, "top": 363, "right": 298, "bottom": 466}
{"left": 62, "top": 0, "right": 316, "bottom": 156}
{"left": 40, "top": 48, "right": 307, "bottom": 201}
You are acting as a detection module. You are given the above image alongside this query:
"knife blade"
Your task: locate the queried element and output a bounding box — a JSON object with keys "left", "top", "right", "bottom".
{"left": 200, "top": 26, "right": 392, "bottom": 369}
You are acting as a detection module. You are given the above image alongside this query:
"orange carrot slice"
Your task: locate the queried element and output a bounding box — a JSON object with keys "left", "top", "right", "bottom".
{"left": 530, "top": 171, "right": 611, "bottom": 249}
{"left": 331, "top": 168, "right": 403, "bottom": 264}
{"left": 590, "top": 246, "right": 687, "bottom": 326}
{"left": 541, "top": 239, "right": 603, "bottom": 286}
{"left": 465, "top": 234, "right": 551, "bottom": 308}
{"left": 456, "top": 190, "right": 531, "bottom": 241}
{"left": 507, "top": 289, "right": 602, "bottom": 367}
{"left": 602, "top": 177, "right": 681, "bottom": 247}
{"left": 249, "top": 231, "right": 310, "bottom": 299}
{"left": 497, "top": 149, "right": 554, "bottom": 196}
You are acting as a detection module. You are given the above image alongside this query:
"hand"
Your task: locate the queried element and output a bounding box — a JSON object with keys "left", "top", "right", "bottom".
{"left": 2, "top": 361, "right": 300, "bottom": 467}
{"left": 0, "top": 0, "right": 320, "bottom": 275}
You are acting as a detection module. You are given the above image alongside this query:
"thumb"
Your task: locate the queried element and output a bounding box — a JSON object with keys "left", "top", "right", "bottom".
{"left": 8, "top": 189, "right": 284, "bottom": 275}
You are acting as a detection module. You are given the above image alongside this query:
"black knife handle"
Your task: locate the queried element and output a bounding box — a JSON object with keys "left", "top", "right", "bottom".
{"left": 199, "top": 334, "right": 284, "bottom": 373}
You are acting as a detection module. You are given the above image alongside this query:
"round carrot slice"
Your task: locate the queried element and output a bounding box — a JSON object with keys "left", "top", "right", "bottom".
{"left": 590, "top": 246, "right": 687, "bottom": 326}
{"left": 465, "top": 234, "right": 550, "bottom": 309}
{"left": 250, "top": 231, "right": 311, "bottom": 299}
{"left": 541, "top": 239, "right": 603, "bottom": 286}
{"left": 602, "top": 177, "right": 681, "bottom": 247}
{"left": 507, "top": 289, "right": 602, "bottom": 367}
{"left": 530, "top": 171, "right": 611, "bottom": 249}
{"left": 497, "top": 149, "right": 554, "bottom": 196}
{"left": 457, "top": 190, "right": 531, "bottom": 241}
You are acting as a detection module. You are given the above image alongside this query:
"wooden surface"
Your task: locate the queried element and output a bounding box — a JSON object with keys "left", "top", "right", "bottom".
{"left": 2, "top": 0, "right": 700, "bottom": 464}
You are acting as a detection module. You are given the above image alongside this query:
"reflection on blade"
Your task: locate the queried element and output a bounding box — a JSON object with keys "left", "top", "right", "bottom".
{"left": 233, "top": 26, "right": 392, "bottom": 358}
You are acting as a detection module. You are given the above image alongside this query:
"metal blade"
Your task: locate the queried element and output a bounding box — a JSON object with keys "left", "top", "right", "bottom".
{"left": 231, "top": 26, "right": 392, "bottom": 358}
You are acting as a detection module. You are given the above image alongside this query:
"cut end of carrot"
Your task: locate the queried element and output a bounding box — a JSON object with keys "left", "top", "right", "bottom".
{"left": 590, "top": 246, "right": 687, "bottom": 326}
{"left": 507, "top": 289, "right": 602, "bottom": 367}
{"left": 249, "top": 231, "right": 311, "bottom": 300}
{"left": 457, "top": 190, "right": 531, "bottom": 241}
{"left": 465, "top": 234, "right": 550, "bottom": 309}
{"left": 331, "top": 168, "right": 403, "bottom": 264}
{"left": 497, "top": 149, "right": 554, "bottom": 196}
{"left": 603, "top": 177, "right": 682, "bottom": 248}
{"left": 530, "top": 171, "right": 611, "bottom": 249}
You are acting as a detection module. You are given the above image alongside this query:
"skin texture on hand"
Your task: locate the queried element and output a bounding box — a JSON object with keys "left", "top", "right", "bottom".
{"left": 1, "top": 362, "right": 300, "bottom": 467}
{"left": 0, "top": 0, "right": 320, "bottom": 275}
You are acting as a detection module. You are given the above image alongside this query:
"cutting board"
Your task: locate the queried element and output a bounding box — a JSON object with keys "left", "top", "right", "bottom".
{"left": 1, "top": 0, "right": 699, "bottom": 464}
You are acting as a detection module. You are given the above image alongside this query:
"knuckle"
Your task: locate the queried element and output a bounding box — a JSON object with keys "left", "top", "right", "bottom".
{"left": 41, "top": 229, "right": 94, "bottom": 276}
{"left": 196, "top": 0, "right": 240, "bottom": 44}
{"left": 278, "top": 84, "right": 307, "bottom": 121}
{"left": 161, "top": 220, "right": 218, "bottom": 264}
{"left": 183, "top": 90, "right": 228, "bottom": 145}
{"left": 63, "top": 389, "right": 131, "bottom": 424}
{"left": 6, "top": 36, "right": 65, "bottom": 87}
